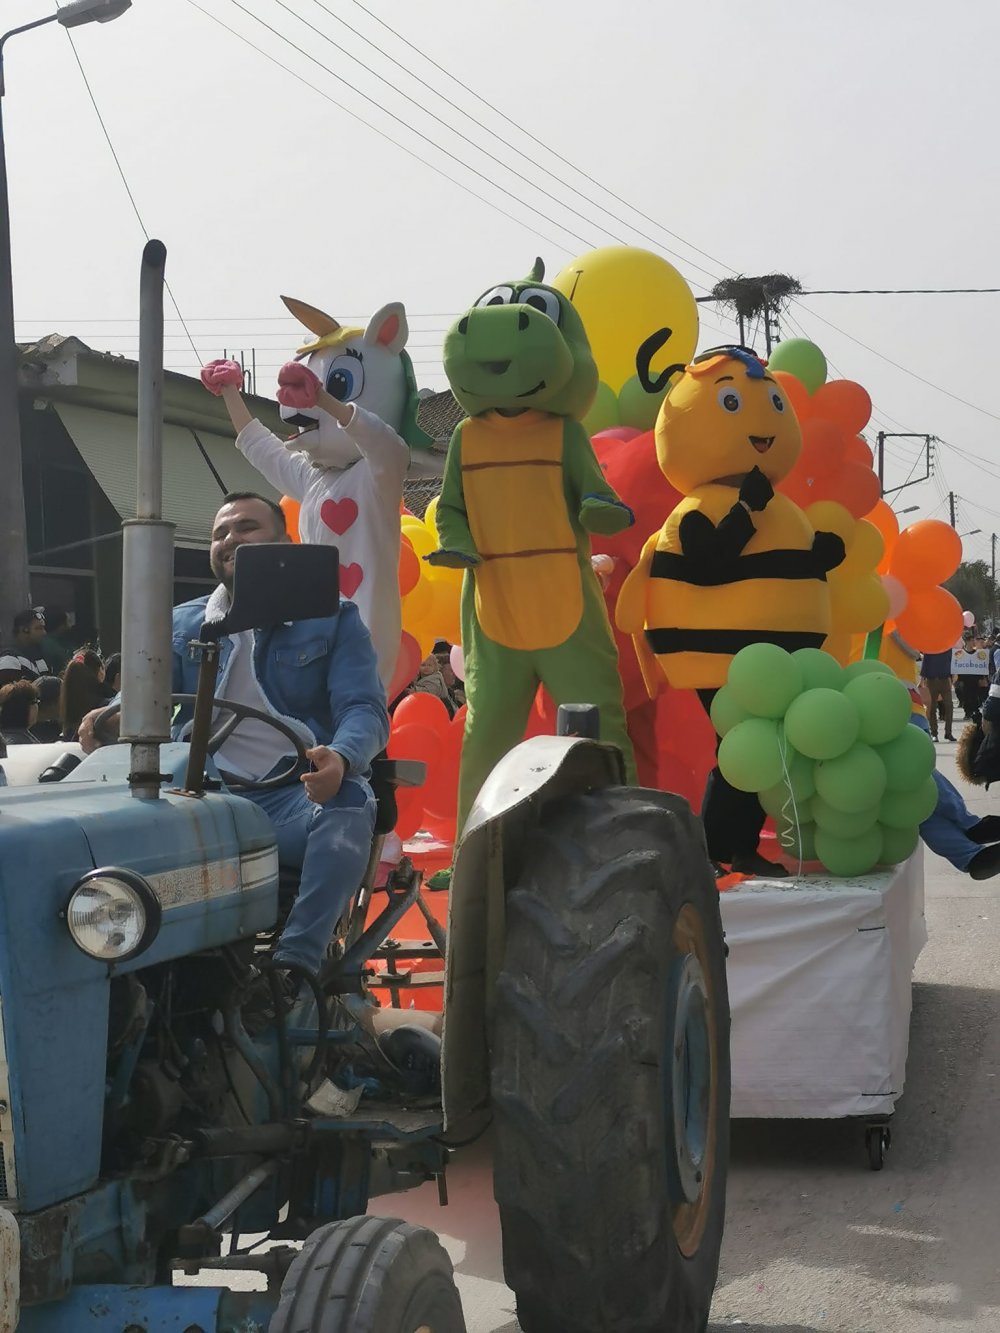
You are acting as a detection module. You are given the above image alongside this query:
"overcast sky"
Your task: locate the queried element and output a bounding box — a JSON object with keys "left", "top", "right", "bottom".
{"left": 6, "top": 0, "right": 1000, "bottom": 558}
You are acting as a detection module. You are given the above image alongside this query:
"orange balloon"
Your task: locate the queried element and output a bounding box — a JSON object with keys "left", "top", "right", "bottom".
{"left": 393, "top": 691, "right": 452, "bottom": 738}
{"left": 799, "top": 418, "right": 846, "bottom": 479}
{"left": 894, "top": 585, "right": 963, "bottom": 653}
{"left": 867, "top": 500, "right": 899, "bottom": 574}
{"left": 771, "top": 370, "right": 813, "bottom": 423}
{"left": 890, "top": 520, "right": 962, "bottom": 589}
{"left": 398, "top": 535, "right": 419, "bottom": 596}
{"left": 279, "top": 496, "right": 301, "bottom": 543}
{"left": 811, "top": 380, "right": 872, "bottom": 434}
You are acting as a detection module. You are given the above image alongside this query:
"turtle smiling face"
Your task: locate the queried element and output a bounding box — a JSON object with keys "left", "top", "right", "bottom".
{"left": 444, "top": 259, "right": 598, "bottom": 420}
{"left": 654, "top": 347, "right": 803, "bottom": 494}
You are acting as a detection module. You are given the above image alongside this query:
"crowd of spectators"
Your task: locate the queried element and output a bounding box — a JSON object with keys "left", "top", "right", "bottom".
{"left": 0, "top": 608, "right": 116, "bottom": 750}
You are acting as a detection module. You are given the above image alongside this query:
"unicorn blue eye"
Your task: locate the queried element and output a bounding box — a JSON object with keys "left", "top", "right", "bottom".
{"left": 325, "top": 352, "right": 365, "bottom": 403}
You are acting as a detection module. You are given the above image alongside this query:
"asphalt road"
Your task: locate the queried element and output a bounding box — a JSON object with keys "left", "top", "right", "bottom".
{"left": 370, "top": 739, "right": 1000, "bottom": 1332}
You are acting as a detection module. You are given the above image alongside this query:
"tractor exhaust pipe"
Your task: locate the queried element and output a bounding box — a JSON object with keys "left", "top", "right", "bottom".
{"left": 120, "top": 239, "right": 175, "bottom": 799}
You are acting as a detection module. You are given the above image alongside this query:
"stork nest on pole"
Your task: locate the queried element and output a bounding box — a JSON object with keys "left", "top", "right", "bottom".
{"left": 709, "top": 274, "right": 802, "bottom": 323}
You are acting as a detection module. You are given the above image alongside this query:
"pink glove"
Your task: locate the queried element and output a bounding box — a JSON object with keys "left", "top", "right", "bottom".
{"left": 200, "top": 359, "right": 244, "bottom": 395}
{"left": 276, "top": 361, "right": 321, "bottom": 410}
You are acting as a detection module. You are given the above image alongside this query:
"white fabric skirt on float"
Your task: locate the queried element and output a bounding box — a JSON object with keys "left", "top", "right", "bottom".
{"left": 720, "top": 848, "right": 926, "bottom": 1120}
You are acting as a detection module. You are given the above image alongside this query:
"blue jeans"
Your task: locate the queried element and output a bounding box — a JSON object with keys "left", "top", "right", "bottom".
{"left": 910, "top": 714, "right": 980, "bottom": 870}
{"left": 246, "top": 773, "right": 376, "bottom": 974}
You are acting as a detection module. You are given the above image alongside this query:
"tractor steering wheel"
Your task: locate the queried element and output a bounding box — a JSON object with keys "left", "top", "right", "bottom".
{"left": 91, "top": 696, "right": 310, "bottom": 791}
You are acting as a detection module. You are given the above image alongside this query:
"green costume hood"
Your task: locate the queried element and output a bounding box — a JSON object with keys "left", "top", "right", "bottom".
{"left": 443, "top": 258, "right": 598, "bottom": 420}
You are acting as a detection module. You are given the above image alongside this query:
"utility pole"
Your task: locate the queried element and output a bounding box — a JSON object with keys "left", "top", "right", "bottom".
{"left": 949, "top": 491, "right": 957, "bottom": 529}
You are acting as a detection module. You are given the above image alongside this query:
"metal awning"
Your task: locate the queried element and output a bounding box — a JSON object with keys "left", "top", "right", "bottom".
{"left": 53, "top": 403, "right": 281, "bottom": 548}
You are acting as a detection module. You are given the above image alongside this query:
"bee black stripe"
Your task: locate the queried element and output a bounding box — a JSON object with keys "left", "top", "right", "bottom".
{"left": 645, "top": 628, "right": 826, "bottom": 655}
{"left": 650, "top": 549, "right": 829, "bottom": 586}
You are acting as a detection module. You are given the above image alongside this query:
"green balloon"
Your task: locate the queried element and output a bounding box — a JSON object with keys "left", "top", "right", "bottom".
{"left": 842, "top": 674, "right": 913, "bottom": 746}
{"left": 815, "top": 743, "right": 887, "bottom": 813}
{"left": 784, "top": 688, "right": 859, "bottom": 760}
{"left": 582, "top": 381, "right": 620, "bottom": 436}
{"left": 727, "top": 643, "right": 803, "bottom": 719}
{"left": 879, "top": 775, "right": 938, "bottom": 829}
{"left": 815, "top": 825, "right": 883, "bottom": 877}
{"left": 710, "top": 686, "right": 751, "bottom": 738}
{"left": 617, "top": 374, "right": 667, "bottom": 432}
{"left": 768, "top": 338, "right": 828, "bottom": 395}
{"left": 811, "top": 796, "right": 879, "bottom": 839}
{"left": 718, "top": 718, "right": 784, "bottom": 793}
{"left": 759, "top": 747, "right": 816, "bottom": 817}
{"left": 773, "top": 813, "right": 817, "bottom": 861}
{"left": 791, "top": 647, "right": 844, "bottom": 693}
{"left": 876, "top": 725, "right": 936, "bottom": 792}
{"left": 841, "top": 659, "right": 894, "bottom": 684}
{"left": 878, "top": 823, "right": 920, "bottom": 865}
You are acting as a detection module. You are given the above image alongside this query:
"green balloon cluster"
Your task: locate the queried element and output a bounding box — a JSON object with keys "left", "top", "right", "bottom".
{"left": 715, "top": 644, "right": 936, "bottom": 877}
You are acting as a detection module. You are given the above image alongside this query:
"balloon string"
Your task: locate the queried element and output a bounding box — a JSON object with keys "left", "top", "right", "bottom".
{"left": 775, "top": 722, "right": 804, "bottom": 878}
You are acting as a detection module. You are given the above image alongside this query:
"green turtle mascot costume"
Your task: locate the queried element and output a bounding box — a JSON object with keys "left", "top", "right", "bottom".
{"left": 427, "top": 259, "right": 637, "bottom": 831}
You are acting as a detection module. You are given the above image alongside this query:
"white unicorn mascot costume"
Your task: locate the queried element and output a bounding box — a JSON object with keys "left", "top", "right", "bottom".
{"left": 201, "top": 297, "right": 430, "bottom": 692}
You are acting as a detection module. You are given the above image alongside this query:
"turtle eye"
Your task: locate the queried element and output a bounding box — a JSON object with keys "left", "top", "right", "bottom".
{"left": 517, "top": 287, "right": 561, "bottom": 325}
{"left": 475, "top": 285, "right": 514, "bottom": 308}
{"left": 718, "top": 386, "right": 742, "bottom": 413}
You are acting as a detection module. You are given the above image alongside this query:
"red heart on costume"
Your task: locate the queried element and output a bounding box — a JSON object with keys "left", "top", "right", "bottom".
{"left": 340, "top": 563, "right": 364, "bottom": 599}
{"left": 320, "top": 497, "right": 359, "bottom": 535}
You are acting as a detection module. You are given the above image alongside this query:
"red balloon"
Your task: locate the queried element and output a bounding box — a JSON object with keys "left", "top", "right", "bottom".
{"left": 798, "top": 418, "right": 846, "bottom": 480}
{"left": 398, "top": 536, "right": 419, "bottom": 596}
{"left": 812, "top": 380, "right": 872, "bottom": 434}
{"left": 387, "top": 631, "right": 422, "bottom": 703}
{"left": 423, "top": 810, "right": 458, "bottom": 844}
{"left": 393, "top": 691, "right": 451, "bottom": 737}
{"left": 836, "top": 461, "right": 881, "bottom": 519}
{"left": 393, "top": 786, "right": 424, "bottom": 840}
{"left": 845, "top": 434, "right": 874, "bottom": 468}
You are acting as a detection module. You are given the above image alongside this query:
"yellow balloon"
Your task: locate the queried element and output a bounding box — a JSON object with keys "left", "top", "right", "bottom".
{"left": 400, "top": 519, "right": 436, "bottom": 559}
{"left": 839, "top": 518, "right": 884, "bottom": 576}
{"left": 423, "top": 496, "right": 439, "bottom": 532}
{"left": 805, "top": 501, "right": 855, "bottom": 548}
{"left": 822, "top": 632, "right": 852, "bottom": 665}
{"left": 401, "top": 574, "right": 433, "bottom": 631}
{"left": 551, "top": 246, "right": 699, "bottom": 393}
{"left": 828, "top": 573, "right": 890, "bottom": 634}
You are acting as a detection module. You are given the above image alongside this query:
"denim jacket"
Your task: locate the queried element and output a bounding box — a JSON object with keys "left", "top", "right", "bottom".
{"left": 171, "top": 593, "right": 389, "bottom": 777}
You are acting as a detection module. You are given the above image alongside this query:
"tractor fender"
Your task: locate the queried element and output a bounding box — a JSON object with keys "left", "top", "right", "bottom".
{"left": 441, "top": 735, "right": 625, "bottom": 1132}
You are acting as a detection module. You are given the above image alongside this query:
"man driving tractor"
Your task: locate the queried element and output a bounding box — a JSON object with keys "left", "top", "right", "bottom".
{"left": 81, "top": 491, "right": 389, "bottom": 980}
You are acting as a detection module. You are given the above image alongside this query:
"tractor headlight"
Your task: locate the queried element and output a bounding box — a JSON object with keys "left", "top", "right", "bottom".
{"left": 65, "top": 869, "right": 161, "bottom": 963}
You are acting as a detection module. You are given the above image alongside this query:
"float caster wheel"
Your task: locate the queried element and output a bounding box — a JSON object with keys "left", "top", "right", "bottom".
{"left": 865, "top": 1124, "right": 891, "bottom": 1171}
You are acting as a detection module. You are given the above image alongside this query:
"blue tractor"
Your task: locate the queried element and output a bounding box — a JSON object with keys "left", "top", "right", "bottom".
{"left": 0, "top": 243, "right": 731, "bottom": 1333}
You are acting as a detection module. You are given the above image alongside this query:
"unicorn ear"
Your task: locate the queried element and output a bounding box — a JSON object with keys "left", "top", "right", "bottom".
{"left": 281, "top": 295, "right": 341, "bottom": 338}
{"left": 363, "top": 301, "right": 409, "bottom": 355}
{"left": 525, "top": 256, "right": 545, "bottom": 283}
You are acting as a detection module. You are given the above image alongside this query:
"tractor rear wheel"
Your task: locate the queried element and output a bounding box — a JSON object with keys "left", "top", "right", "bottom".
{"left": 491, "top": 787, "right": 730, "bottom": 1333}
{"left": 268, "top": 1215, "right": 465, "bottom": 1332}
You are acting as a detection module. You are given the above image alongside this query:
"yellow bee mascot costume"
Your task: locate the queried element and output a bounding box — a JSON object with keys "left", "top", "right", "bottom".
{"left": 618, "top": 346, "right": 846, "bottom": 874}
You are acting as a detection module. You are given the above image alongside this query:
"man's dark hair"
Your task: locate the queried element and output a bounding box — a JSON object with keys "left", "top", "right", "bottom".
{"left": 35, "top": 675, "right": 61, "bottom": 708}
{"left": 0, "top": 680, "right": 38, "bottom": 729}
{"left": 12, "top": 608, "right": 43, "bottom": 636}
{"left": 44, "top": 607, "right": 68, "bottom": 634}
{"left": 219, "top": 492, "right": 286, "bottom": 534}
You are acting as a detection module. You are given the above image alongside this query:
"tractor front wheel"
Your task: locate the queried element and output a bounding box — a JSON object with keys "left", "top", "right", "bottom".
{"left": 268, "top": 1215, "right": 466, "bottom": 1332}
{"left": 491, "top": 787, "right": 730, "bottom": 1333}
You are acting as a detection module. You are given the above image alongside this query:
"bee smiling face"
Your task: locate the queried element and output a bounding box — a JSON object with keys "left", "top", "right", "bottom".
{"left": 654, "top": 349, "right": 803, "bottom": 495}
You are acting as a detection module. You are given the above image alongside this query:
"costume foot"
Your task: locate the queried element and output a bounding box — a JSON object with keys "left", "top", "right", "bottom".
{"left": 426, "top": 868, "right": 452, "bottom": 890}
{"left": 969, "top": 814, "right": 1000, "bottom": 845}
{"left": 730, "top": 852, "right": 789, "bottom": 878}
{"left": 968, "top": 843, "right": 1000, "bottom": 880}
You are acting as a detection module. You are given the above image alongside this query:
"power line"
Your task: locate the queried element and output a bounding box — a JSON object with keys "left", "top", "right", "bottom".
{"left": 64, "top": 32, "right": 202, "bottom": 365}
{"left": 344, "top": 0, "right": 734, "bottom": 277}
{"left": 799, "top": 287, "right": 1000, "bottom": 296}
{"left": 182, "top": 0, "right": 570, "bottom": 253}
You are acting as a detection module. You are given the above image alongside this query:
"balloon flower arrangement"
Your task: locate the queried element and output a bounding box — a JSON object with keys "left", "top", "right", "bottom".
{"left": 712, "top": 643, "right": 937, "bottom": 877}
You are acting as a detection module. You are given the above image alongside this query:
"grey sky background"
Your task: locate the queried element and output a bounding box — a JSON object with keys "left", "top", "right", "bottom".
{"left": 6, "top": 0, "right": 1000, "bottom": 559}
